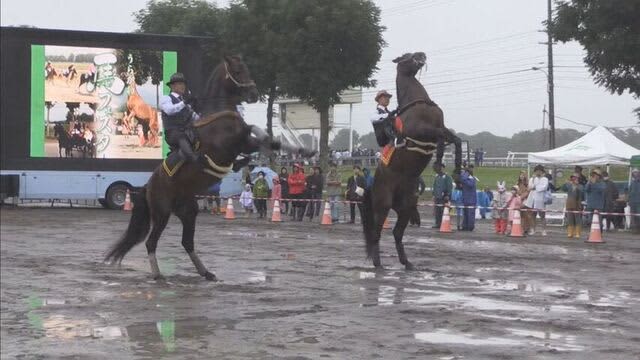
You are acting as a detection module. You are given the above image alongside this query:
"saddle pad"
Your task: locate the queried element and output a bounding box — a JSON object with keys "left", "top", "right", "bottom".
{"left": 381, "top": 144, "right": 395, "bottom": 167}
{"left": 193, "top": 110, "right": 241, "bottom": 128}
{"left": 162, "top": 141, "right": 200, "bottom": 177}
{"left": 394, "top": 116, "right": 404, "bottom": 134}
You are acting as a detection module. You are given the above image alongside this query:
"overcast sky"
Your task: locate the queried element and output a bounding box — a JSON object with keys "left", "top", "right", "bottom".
{"left": 2, "top": 0, "right": 638, "bottom": 140}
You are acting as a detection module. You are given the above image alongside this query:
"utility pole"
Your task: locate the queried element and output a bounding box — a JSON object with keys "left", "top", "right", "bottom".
{"left": 547, "top": 0, "right": 556, "bottom": 150}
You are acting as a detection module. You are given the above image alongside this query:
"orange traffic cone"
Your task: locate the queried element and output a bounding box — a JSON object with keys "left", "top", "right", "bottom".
{"left": 509, "top": 209, "right": 524, "bottom": 237}
{"left": 321, "top": 201, "right": 332, "bottom": 225}
{"left": 439, "top": 204, "right": 453, "bottom": 233}
{"left": 271, "top": 200, "right": 283, "bottom": 222}
{"left": 383, "top": 217, "right": 392, "bottom": 229}
{"left": 586, "top": 210, "right": 604, "bottom": 243}
{"left": 224, "top": 198, "right": 236, "bottom": 220}
{"left": 123, "top": 189, "right": 133, "bottom": 211}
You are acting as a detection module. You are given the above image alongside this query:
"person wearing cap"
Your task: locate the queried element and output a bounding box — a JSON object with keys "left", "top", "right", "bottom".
{"left": 585, "top": 168, "right": 606, "bottom": 231}
{"left": 370, "top": 90, "right": 404, "bottom": 148}
{"left": 159, "top": 72, "right": 202, "bottom": 166}
{"left": 628, "top": 169, "right": 640, "bottom": 234}
{"left": 525, "top": 164, "right": 550, "bottom": 236}
{"left": 288, "top": 164, "right": 307, "bottom": 221}
{"left": 561, "top": 173, "right": 584, "bottom": 238}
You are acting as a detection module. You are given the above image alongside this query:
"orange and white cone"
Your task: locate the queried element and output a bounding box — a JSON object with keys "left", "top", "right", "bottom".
{"left": 509, "top": 209, "right": 524, "bottom": 237}
{"left": 224, "top": 198, "right": 236, "bottom": 220}
{"left": 271, "top": 200, "right": 282, "bottom": 222}
{"left": 321, "top": 201, "right": 332, "bottom": 225}
{"left": 586, "top": 210, "right": 604, "bottom": 243}
{"left": 439, "top": 204, "right": 453, "bottom": 233}
{"left": 383, "top": 217, "right": 392, "bottom": 229}
{"left": 123, "top": 189, "right": 133, "bottom": 211}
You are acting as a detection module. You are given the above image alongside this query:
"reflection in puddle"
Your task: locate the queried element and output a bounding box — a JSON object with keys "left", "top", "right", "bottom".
{"left": 507, "top": 328, "right": 584, "bottom": 351}
{"left": 415, "top": 329, "right": 522, "bottom": 346}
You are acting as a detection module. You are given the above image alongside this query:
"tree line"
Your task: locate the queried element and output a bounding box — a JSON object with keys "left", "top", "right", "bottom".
{"left": 329, "top": 127, "right": 640, "bottom": 157}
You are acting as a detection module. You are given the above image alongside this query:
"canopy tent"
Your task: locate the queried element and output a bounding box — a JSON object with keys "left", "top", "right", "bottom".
{"left": 527, "top": 126, "right": 640, "bottom": 166}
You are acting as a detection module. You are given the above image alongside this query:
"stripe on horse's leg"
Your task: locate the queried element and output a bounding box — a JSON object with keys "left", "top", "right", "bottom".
{"left": 148, "top": 253, "right": 163, "bottom": 280}
{"left": 187, "top": 252, "right": 217, "bottom": 281}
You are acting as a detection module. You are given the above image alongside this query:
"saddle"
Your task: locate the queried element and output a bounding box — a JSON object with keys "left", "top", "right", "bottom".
{"left": 380, "top": 116, "right": 437, "bottom": 167}
{"left": 162, "top": 111, "right": 241, "bottom": 178}
{"left": 162, "top": 140, "right": 201, "bottom": 177}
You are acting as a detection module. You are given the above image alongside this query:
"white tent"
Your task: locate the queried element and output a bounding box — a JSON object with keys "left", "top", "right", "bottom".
{"left": 527, "top": 126, "right": 640, "bottom": 166}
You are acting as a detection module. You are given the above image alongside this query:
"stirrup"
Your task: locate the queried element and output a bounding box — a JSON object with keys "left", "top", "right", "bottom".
{"left": 394, "top": 137, "right": 406, "bottom": 148}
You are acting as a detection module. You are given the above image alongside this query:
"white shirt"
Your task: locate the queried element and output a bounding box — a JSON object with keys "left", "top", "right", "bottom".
{"left": 370, "top": 105, "right": 389, "bottom": 124}
{"left": 527, "top": 175, "right": 549, "bottom": 209}
{"left": 159, "top": 92, "right": 186, "bottom": 115}
{"left": 159, "top": 92, "right": 200, "bottom": 121}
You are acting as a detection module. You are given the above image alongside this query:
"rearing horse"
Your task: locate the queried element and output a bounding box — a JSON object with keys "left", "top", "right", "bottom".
{"left": 105, "top": 55, "right": 315, "bottom": 281}
{"left": 362, "top": 52, "right": 461, "bottom": 270}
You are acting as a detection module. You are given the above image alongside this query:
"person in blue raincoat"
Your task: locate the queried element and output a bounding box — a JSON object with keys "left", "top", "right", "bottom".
{"left": 477, "top": 189, "right": 491, "bottom": 219}
{"left": 461, "top": 167, "right": 477, "bottom": 231}
{"left": 451, "top": 187, "right": 464, "bottom": 230}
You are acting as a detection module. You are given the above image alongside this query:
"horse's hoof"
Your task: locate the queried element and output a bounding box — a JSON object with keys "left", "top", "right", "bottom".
{"left": 203, "top": 271, "right": 218, "bottom": 282}
{"left": 405, "top": 262, "right": 417, "bottom": 271}
{"left": 152, "top": 274, "right": 165, "bottom": 281}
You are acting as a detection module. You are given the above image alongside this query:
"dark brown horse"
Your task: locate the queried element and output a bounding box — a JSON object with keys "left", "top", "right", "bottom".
{"left": 105, "top": 55, "right": 314, "bottom": 280}
{"left": 362, "top": 52, "right": 461, "bottom": 270}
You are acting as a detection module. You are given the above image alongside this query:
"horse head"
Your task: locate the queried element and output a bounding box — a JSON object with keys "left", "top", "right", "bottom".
{"left": 393, "top": 52, "right": 427, "bottom": 77}
{"left": 201, "top": 55, "right": 259, "bottom": 114}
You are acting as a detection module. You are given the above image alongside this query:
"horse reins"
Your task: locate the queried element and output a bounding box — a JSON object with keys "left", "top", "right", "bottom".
{"left": 224, "top": 62, "right": 256, "bottom": 88}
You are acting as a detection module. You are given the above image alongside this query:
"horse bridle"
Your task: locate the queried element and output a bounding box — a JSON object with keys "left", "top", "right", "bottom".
{"left": 224, "top": 62, "right": 256, "bottom": 88}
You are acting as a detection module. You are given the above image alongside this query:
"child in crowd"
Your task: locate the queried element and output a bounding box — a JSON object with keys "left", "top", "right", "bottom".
{"left": 271, "top": 175, "right": 282, "bottom": 212}
{"left": 239, "top": 184, "right": 254, "bottom": 216}
{"left": 253, "top": 171, "right": 270, "bottom": 219}
{"left": 491, "top": 181, "right": 510, "bottom": 234}
{"left": 505, "top": 185, "right": 522, "bottom": 233}
{"left": 451, "top": 187, "right": 464, "bottom": 231}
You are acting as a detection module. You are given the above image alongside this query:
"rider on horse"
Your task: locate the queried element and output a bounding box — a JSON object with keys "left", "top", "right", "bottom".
{"left": 160, "top": 72, "right": 204, "bottom": 168}
{"left": 370, "top": 90, "right": 405, "bottom": 148}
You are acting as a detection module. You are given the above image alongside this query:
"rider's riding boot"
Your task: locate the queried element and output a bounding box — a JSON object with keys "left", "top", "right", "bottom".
{"left": 372, "top": 121, "right": 390, "bottom": 147}
{"left": 178, "top": 137, "right": 205, "bottom": 169}
{"left": 384, "top": 120, "right": 405, "bottom": 148}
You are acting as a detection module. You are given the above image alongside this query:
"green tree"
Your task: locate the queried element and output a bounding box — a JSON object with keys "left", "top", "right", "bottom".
{"left": 330, "top": 129, "right": 359, "bottom": 150}
{"left": 134, "top": 0, "right": 225, "bottom": 71}
{"left": 225, "top": 1, "right": 292, "bottom": 165}
{"left": 551, "top": 0, "right": 640, "bottom": 99}
{"left": 359, "top": 131, "right": 379, "bottom": 150}
{"left": 278, "top": 0, "right": 385, "bottom": 170}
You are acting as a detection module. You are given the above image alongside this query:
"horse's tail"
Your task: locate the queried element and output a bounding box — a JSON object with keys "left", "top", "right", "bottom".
{"left": 104, "top": 187, "right": 151, "bottom": 264}
{"left": 361, "top": 188, "right": 377, "bottom": 259}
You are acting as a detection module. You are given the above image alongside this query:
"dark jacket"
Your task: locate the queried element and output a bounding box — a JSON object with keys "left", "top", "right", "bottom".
{"left": 346, "top": 175, "right": 366, "bottom": 201}
{"left": 603, "top": 179, "right": 619, "bottom": 212}
{"left": 585, "top": 180, "right": 606, "bottom": 210}
{"left": 279, "top": 173, "right": 290, "bottom": 197}
{"left": 306, "top": 173, "right": 324, "bottom": 196}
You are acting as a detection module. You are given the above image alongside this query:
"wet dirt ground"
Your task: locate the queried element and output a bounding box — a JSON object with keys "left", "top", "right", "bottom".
{"left": 1, "top": 207, "right": 639, "bottom": 359}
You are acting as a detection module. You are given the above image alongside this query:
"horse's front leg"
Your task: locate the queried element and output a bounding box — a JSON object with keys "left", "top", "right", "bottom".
{"left": 248, "top": 126, "right": 316, "bottom": 158}
{"left": 176, "top": 198, "right": 217, "bottom": 281}
{"left": 392, "top": 209, "right": 415, "bottom": 270}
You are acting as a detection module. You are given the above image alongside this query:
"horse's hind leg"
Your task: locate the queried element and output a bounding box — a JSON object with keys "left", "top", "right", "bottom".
{"left": 393, "top": 210, "right": 415, "bottom": 270}
{"left": 146, "top": 212, "right": 170, "bottom": 280}
{"left": 176, "top": 198, "right": 217, "bottom": 281}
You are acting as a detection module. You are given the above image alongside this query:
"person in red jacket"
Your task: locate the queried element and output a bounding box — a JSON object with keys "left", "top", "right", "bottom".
{"left": 288, "top": 163, "right": 307, "bottom": 221}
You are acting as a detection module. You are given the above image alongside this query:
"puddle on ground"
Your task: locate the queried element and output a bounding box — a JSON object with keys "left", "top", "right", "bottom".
{"left": 415, "top": 329, "right": 522, "bottom": 346}
{"left": 507, "top": 328, "right": 584, "bottom": 351}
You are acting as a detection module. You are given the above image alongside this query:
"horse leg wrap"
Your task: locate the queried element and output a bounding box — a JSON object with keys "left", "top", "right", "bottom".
{"left": 187, "top": 252, "right": 209, "bottom": 276}
{"left": 148, "top": 253, "right": 163, "bottom": 280}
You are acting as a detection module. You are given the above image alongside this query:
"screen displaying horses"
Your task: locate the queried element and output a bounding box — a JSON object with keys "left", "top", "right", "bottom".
{"left": 33, "top": 45, "right": 175, "bottom": 159}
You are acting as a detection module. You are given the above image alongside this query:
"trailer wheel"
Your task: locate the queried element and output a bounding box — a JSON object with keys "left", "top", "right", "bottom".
{"left": 105, "top": 184, "right": 130, "bottom": 210}
{"left": 98, "top": 198, "right": 108, "bottom": 208}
